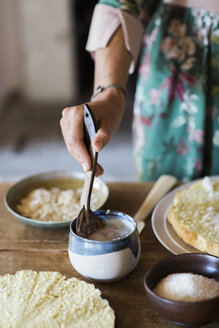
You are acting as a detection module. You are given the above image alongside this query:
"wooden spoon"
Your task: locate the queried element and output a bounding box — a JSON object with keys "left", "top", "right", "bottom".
{"left": 76, "top": 104, "right": 104, "bottom": 239}
{"left": 134, "top": 175, "right": 177, "bottom": 233}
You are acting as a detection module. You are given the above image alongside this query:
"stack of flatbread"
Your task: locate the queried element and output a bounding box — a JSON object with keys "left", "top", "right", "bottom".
{"left": 168, "top": 177, "right": 219, "bottom": 257}
{"left": 0, "top": 270, "right": 115, "bottom": 328}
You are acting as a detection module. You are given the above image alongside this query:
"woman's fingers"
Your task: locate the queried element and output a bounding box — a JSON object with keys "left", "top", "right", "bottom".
{"left": 60, "top": 105, "right": 91, "bottom": 171}
{"left": 93, "top": 125, "right": 111, "bottom": 153}
{"left": 95, "top": 163, "right": 104, "bottom": 177}
{"left": 60, "top": 104, "right": 106, "bottom": 176}
{"left": 60, "top": 98, "right": 124, "bottom": 176}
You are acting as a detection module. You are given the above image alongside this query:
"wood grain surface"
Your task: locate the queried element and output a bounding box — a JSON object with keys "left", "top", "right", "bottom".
{"left": 0, "top": 181, "right": 218, "bottom": 328}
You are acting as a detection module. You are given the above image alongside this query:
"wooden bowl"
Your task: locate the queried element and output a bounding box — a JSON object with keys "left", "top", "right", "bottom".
{"left": 144, "top": 253, "right": 219, "bottom": 326}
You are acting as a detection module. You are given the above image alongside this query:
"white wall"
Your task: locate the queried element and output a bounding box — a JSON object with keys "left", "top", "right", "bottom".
{"left": 0, "top": 0, "right": 20, "bottom": 109}
{"left": 18, "top": 0, "right": 77, "bottom": 102}
{"left": 0, "top": 0, "right": 77, "bottom": 106}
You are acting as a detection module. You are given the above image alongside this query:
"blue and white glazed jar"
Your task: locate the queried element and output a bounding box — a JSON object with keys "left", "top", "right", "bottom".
{"left": 68, "top": 210, "right": 141, "bottom": 282}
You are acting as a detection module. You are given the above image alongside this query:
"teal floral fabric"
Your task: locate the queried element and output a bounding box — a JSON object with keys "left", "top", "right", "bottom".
{"left": 99, "top": 0, "right": 141, "bottom": 16}
{"left": 99, "top": 0, "right": 219, "bottom": 181}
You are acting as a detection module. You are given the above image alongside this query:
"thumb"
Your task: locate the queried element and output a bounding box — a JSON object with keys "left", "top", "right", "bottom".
{"left": 93, "top": 126, "right": 111, "bottom": 152}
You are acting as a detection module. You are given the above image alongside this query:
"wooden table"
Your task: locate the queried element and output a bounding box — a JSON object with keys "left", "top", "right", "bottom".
{"left": 0, "top": 181, "right": 218, "bottom": 328}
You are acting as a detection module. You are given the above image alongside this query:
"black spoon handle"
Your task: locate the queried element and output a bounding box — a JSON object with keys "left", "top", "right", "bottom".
{"left": 80, "top": 104, "right": 98, "bottom": 211}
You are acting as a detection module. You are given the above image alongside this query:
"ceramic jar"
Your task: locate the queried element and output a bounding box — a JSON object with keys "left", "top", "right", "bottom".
{"left": 68, "top": 210, "right": 141, "bottom": 282}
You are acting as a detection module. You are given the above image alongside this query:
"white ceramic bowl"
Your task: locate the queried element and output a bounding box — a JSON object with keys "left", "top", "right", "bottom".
{"left": 68, "top": 210, "right": 141, "bottom": 282}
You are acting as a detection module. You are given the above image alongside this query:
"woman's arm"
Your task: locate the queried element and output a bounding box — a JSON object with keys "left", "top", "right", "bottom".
{"left": 60, "top": 26, "right": 131, "bottom": 176}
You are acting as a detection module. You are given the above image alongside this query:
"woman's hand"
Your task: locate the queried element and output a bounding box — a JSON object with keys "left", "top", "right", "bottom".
{"left": 61, "top": 23, "right": 131, "bottom": 176}
{"left": 60, "top": 89, "right": 125, "bottom": 176}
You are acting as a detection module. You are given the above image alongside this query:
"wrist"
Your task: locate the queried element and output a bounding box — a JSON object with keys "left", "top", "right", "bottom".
{"left": 91, "top": 84, "right": 126, "bottom": 104}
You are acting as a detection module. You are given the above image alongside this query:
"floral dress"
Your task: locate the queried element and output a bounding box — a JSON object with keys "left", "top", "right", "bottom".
{"left": 99, "top": 0, "right": 219, "bottom": 181}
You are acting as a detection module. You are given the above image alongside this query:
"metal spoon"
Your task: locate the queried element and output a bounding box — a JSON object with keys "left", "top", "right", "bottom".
{"left": 76, "top": 104, "right": 104, "bottom": 238}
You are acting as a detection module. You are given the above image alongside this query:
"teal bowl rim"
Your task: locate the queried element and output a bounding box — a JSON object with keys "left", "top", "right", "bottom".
{"left": 69, "top": 210, "right": 137, "bottom": 244}
{"left": 68, "top": 210, "right": 140, "bottom": 256}
{"left": 4, "top": 170, "right": 109, "bottom": 229}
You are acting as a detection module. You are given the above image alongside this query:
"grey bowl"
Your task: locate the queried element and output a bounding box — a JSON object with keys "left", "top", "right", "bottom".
{"left": 144, "top": 253, "right": 219, "bottom": 326}
{"left": 4, "top": 170, "right": 109, "bottom": 229}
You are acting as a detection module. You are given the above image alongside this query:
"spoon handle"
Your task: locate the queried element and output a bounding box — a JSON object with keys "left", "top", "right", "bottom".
{"left": 134, "top": 175, "right": 177, "bottom": 233}
{"left": 80, "top": 104, "right": 98, "bottom": 211}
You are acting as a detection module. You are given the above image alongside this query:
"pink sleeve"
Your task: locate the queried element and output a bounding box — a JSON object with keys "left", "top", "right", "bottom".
{"left": 86, "top": 4, "right": 144, "bottom": 74}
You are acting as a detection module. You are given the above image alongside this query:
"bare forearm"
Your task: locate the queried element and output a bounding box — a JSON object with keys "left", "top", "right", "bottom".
{"left": 94, "top": 26, "right": 132, "bottom": 93}
{"left": 61, "top": 26, "right": 132, "bottom": 176}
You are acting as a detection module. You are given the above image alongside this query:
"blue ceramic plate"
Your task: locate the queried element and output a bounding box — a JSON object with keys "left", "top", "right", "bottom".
{"left": 4, "top": 170, "right": 109, "bottom": 229}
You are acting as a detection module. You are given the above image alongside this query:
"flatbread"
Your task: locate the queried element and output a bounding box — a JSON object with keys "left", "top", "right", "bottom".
{"left": 167, "top": 178, "right": 219, "bottom": 257}
{"left": 0, "top": 270, "right": 115, "bottom": 328}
